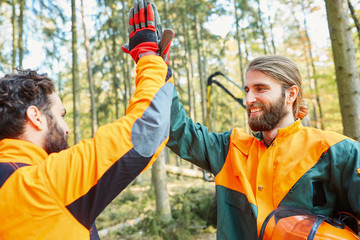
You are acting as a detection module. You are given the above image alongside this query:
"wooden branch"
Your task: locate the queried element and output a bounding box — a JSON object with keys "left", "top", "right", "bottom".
{"left": 165, "top": 165, "right": 204, "bottom": 179}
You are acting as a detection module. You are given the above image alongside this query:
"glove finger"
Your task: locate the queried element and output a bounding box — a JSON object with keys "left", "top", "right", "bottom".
{"left": 150, "top": 3, "right": 161, "bottom": 40}
{"left": 150, "top": 3, "right": 160, "bottom": 26}
{"left": 138, "top": 0, "right": 146, "bottom": 28}
{"left": 159, "top": 29, "right": 174, "bottom": 56}
{"left": 128, "top": 8, "right": 135, "bottom": 37}
{"left": 146, "top": 3, "right": 155, "bottom": 29}
{"left": 133, "top": 0, "right": 140, "bottom": 30}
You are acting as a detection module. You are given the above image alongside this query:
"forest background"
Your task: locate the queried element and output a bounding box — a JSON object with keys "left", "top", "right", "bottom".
{"left": 1, "top": 0, "right": 360, "bottom": 239}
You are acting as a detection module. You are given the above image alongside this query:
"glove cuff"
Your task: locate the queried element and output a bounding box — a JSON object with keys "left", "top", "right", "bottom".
{"left": 139, "top": 52, "right": 159, "bottom": 59}
{"left": 130, "top": 42, "right": 159, "bottom": 62}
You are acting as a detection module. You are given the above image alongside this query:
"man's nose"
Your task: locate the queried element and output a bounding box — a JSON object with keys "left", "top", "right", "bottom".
{"left": 65, "top": 125, "right": 70, "bottom": 135}
{"left": 246, "top": 91, "right": 256, "bottom": 105}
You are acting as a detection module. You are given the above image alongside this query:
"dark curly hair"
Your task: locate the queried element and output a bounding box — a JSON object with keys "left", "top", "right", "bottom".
{"left": 0, "top": 69, "right": 55, "bottom": 140}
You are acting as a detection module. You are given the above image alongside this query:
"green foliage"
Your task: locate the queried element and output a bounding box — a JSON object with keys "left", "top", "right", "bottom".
{"left": 135, "top": 187, "right": 215, "bottom": 239}
{"left": 97, "top": 184, "right": 216, "bottom": 240}
{"left": 171, "top": 187, "right": 215, "bottom": 228}
{"left": 96, "top": 189, "right": 144, "bottom": 231}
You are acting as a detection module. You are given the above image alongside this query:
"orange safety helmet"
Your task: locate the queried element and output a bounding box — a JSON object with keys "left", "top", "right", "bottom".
{"left": 259, "top": 206, "right": 360, "bottom": 240}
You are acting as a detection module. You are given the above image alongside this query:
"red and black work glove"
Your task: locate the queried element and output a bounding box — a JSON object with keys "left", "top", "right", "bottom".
{"left": 122, "top": 0, "right": 174, "bottom": 64}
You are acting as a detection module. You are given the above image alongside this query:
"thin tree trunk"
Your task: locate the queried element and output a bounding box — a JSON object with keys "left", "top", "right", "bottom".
{"left": 255, "top": 0, "right": 268, "bottom": 54}
{"left": 18, "top": 0, "right": 24, "bottom": 69}
{"left": 290, "top": 5, "right": 318, "bottom": 128}
{"left": 151, "top": 150, "right": 172, "bottom": 222}
{"left": 185, "top": 1, "right": 196, "bottom": 123}
{"left": 121, "top": 0, "right": 129, "bottom": 113}
{"left": 241, "top": 28, "right": 250, "bottom": 133}
{"left": 163, "top": 0, "right": 169, "bottom": 28}
{"left": 267, "top": 0, "right": 276, "bottom": 54}
{"left": 242, "top": 30, "right": 250, "bottom": 63}
{"left": 126, "top": 0, "right": 133, "bottom": 101}
{"left": 348, "top": 0, "right": 360, "bottom": 47}
{"left": 325, "top": 0, "right": 360, "bottom": 141}
{"left": 234, "top": 0, "right": 250, "bottom": 133}
{"left": 120, "top": 53, "right": 128, "bottom": 114}
{"left": 234, "top": 0, "right": 245, "bottom": 86}
{"left": 110, "top": 19, "right": 120, "bottom": 119}
{"left": 301, "top": 2, "right": 324, "bottom": 129}
{"left": 12, "top": 0, "right": 16, "bottom": 72}
{"left": 127, "top": 61, "right": 133, "bottom": 102}
{"left": 71, "top": 0, "right": 81, "bottom": 143}
{"left": 81, "top": 0, "right": 98, "bottom": 136}
{"left": 194, "top": 0, "right": 206, "bottom": 125}
{"left": 182, "top": 19, "right": 194, "bottom": 119}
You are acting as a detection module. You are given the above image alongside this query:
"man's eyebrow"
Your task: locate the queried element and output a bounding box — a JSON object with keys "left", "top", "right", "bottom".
{"left": 253, "top": 83, "right": 271, "bottom": 88}
{"left": 244, "top": 83, "right": 271, "bottom": 89}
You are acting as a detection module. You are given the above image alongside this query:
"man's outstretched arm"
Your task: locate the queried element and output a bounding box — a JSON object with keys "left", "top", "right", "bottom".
{"left": 40, "top": 0, "right": 174, "bottom": 233}
{"left": 167, "top": 88, "right": 232, "bottom": 175}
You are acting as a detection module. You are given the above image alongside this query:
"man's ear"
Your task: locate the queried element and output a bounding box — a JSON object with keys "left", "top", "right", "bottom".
{"left": 26, "top": 106, "right": 46, "bottom": 130}
{"left": 286, "top": 85, "right": 299, "bottom": 104}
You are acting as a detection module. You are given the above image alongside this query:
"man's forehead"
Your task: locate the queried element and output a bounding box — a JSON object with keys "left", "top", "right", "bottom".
{"left": 245, "top": 70, "right": 280, "bottom": 87}
{"left": 49, "top": 93, "right": 65, "bottom": 110}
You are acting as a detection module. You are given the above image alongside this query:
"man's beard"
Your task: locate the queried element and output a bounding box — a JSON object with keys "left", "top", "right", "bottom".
{"left": 44, "top": 117, "right": 69, "bottom": 154}
{"left": 247, "top": 94, "right": 288, "bottom": 132}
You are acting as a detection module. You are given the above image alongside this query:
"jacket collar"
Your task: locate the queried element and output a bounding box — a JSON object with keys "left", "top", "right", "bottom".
{"left": 0, "top": 139, "right": 48, "bottom": 165}
{"left": 276, "top": 119, "right": 303, "bottom": 138}
{"left": 252, "top": 119, "right": 303, "bottom": 143}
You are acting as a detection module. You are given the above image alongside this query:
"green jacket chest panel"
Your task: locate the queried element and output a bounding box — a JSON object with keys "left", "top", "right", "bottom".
{"left": 216, "top": 186, "right": 258, "bottom": 240}
{"left": 279, "top": 139, "right": 360, "bottom": 219}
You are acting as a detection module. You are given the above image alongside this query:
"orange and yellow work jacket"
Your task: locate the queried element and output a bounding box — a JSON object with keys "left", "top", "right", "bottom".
{"left": 167, "top": 89, "right": 360, "bottom": 240}
{"left": 0, "top": 55, "right": 174, "bottom": 240}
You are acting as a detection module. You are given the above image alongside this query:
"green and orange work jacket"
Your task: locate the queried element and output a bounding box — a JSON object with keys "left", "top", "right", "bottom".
{"left": 0, "top": 56, "right": 174, "bottom": 239}
{"left": 167, "top": 90, "right": 360, "bottom": 239}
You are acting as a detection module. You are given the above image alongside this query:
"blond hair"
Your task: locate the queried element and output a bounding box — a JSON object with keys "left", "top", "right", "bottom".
{"left": 246, "top": 55, "right": 308, "bottom": 119}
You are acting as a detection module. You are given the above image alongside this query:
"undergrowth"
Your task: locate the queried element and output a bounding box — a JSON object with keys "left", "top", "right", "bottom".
{"left": 96, "top": 181, "right": 216, "bottom": 240}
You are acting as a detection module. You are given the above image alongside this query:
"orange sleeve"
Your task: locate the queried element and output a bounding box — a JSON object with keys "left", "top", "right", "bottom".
{"left": 40, "top": 55, "right": 174, "bottom": 229}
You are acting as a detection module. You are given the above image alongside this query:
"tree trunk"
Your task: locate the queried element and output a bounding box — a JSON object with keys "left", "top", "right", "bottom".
{"left": 163, "top": 0, "right": 169, "bottom": 28}
{"left": 110, "top": 18, "right": 120, "bottom": 119}
{"left": 151, "top": 150, "right": 172, "bottom": 222}
{"left": 234, "top": 0, "right": 245, "bottom": 86}
{"left": 267, "top": 0, "right": 276, "bottom": 54}
{"left": 105, "top": 0, "right": 121, "bottom": 120}
{"left": 234, "top": 0, "right": 250, "bottom": 133}
{"left": 126, "top": 0, "right": 133, "bottom": 100}
{"left": 182, "top": 18, "right": 194, "bottom": 119}
{"left": 348, "top": 0, "right": 360, "bottom": 47}
{"left": 81, "top": 0, "right": 98, "bottom": 136}
{"left": 11, "top": 0, "right": 16, "bottom": 72}
{"left": 18, "top": 0, "right": 24, "bottom": 69}
{"left": 325, "top": 0, "right": 360, "bottom": 141}
{"left": 121, "top": 0, "right": 129, "bottom": 114}
{"left": 194, "top": 0, "right": 206, "bottom": 125}
{"left": 242, "top": 29, "right": 250, "bottom": 62}
{"left": 255, "top": 0, "right": 268, "bottom": 54}
{"left": 289, "top": 5, "right": 317, "bottom": 127}
{"left": 71, "top": 0, "right": 81, "bottom": 143}
{"left": 301, "top": 2, "right": 324, "bottom": 129}
{"left": 186, "top": 0, "right": 196, "bottom": 123}
{"left": 200, "top": 24, "right": 207, "bottom": 85}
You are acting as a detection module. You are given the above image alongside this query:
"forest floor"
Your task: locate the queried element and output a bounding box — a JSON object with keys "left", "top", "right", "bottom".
{"left": 96, "top": 168, "right": 217, "bottom": 240}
